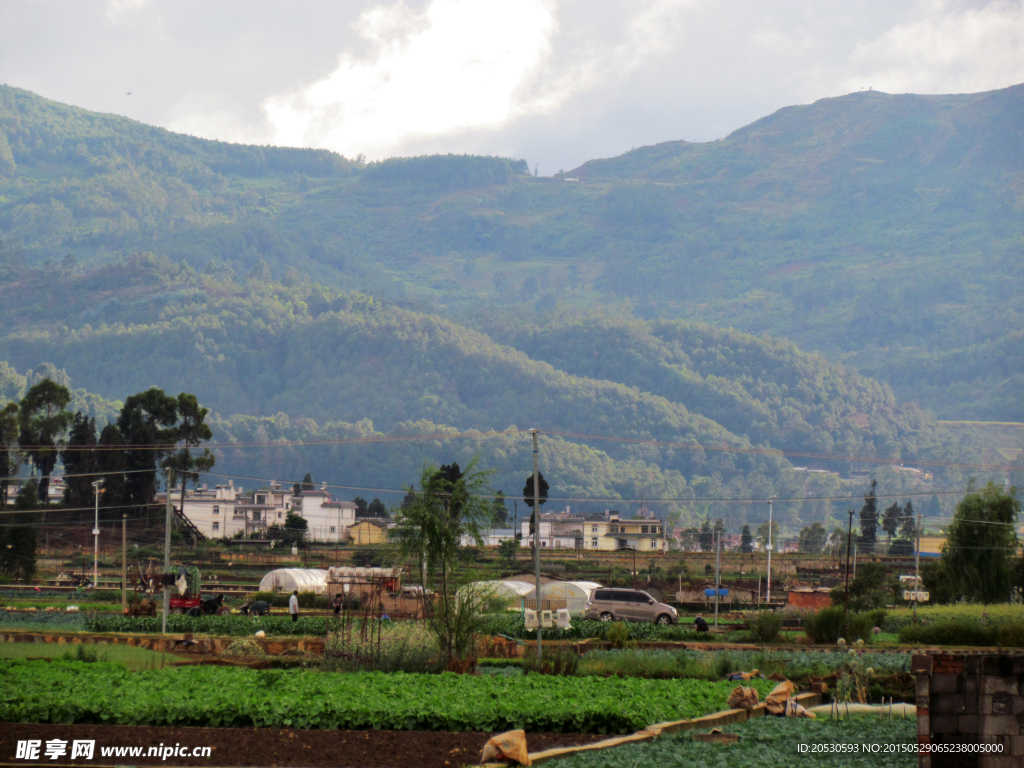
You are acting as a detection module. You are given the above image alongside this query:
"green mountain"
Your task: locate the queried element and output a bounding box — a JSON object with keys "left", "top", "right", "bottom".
{"left": 1, "top": 84, "right": 1020, "bottom": 420}
{"left": 0, "top": 257, "right": 983, "bottom": 533}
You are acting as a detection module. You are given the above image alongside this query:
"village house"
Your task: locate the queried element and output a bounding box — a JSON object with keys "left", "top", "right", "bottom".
{"left": 522, "top": 510, "right": 668, "bottom": 552}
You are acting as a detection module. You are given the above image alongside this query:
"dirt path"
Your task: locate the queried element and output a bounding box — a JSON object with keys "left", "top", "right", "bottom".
{"left": 1, "top": 723, "right": 605, "bottom": 768}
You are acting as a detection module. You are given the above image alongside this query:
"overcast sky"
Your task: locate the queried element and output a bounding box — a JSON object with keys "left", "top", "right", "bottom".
{"left": 2, "top": 0, "right": 1022, "bottom": 173}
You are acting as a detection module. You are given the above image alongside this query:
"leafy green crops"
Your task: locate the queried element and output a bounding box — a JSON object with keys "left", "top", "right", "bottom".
{"left": 0, "top": 660, "right": 773, "bottom": 734}
{"left": 83, "top": 614, "right": 328, "bottom": 636}
{"left": 557, "top": 714, "right": 917, "bottom": 768}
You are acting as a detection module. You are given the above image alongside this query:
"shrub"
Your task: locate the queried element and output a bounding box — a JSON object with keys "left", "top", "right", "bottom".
{"left": 751, "top": 612, "right": 783, "bottom": 644}
{"left": 996, "top": 624, "right": 1024, "bottom": 648}
{"left": 522, "top": 646, "right": 579, "bottom": 676}
{"left": 805, "top": 607, "right": 874, "bottom": 644}
{"left": 898, "top": 621, "right": 998, "bottom": 646}
{"left": 605, "top": 621, "right": 630, "bottom": 649}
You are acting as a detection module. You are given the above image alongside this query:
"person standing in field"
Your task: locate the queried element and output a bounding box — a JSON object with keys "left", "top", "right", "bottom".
{"left": 289, "top": 590, "right": 299, "bottom": 622}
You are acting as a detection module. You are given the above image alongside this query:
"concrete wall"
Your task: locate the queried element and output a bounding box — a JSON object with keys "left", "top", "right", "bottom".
{"left": 914, "top": 653, "right": 1024, "bottom": 767}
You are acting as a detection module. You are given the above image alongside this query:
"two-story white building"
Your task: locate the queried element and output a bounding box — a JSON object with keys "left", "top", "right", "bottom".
{"left": 292, "top": 487, "right": 358, "bottom": 543}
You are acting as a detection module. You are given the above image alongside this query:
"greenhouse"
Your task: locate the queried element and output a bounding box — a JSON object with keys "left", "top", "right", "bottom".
{"left": 257, "top": 568, "right": 330, "bottom": 594}
{"left": 526, "top": 581, "right": 602, "bottom": 613}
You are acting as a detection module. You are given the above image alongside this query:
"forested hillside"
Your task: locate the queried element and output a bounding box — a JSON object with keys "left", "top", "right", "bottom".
{"left": 0, "top": 257, "right": 985, "bottom": 532}
{"left": 1, "top": 84, "right": 1020, "bottom": 420}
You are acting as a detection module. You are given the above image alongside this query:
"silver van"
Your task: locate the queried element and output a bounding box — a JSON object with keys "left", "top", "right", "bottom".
{"left": 585, "top": 588, "right": 678, "bottom": 625}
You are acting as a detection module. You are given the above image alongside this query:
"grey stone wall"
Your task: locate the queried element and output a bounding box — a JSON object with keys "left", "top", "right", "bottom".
{"left": 914, "top": 653, "right": 1024, "bottom": 768}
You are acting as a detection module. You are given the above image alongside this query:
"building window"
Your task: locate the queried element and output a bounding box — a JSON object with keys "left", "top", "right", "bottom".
{"left": 212, "top": 521, "right": 219, "bottom": 531}
{"left": 641, "top": 525, "right": 649, "bottom": 534}
{"left": 591, "top": 525, "right": 598, "bottom": 533}
{"left": 329, "top": 526, "right": 336, "bottom": 533}
{"left": 256, "top": 495, "right": 266, "bottom": 504}
{"left": 591, "top": 538, "right": 598, "bottom": 548}
{"left": 213, "top": 506, "right": 220, "bottom": 515}
{"left": 650, "top": 539, "right": 657, "bottom": 548}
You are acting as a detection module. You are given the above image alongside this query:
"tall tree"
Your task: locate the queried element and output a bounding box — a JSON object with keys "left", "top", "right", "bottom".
{"left": 798, "top": 522, "right": 828, "bottom": 553}
{"left": 61, "top": 413, "right": 98, "bottom": 513}
{"left": 0, "top": 402, "right": 18, "bottom": 509}
{"left": 740, "top": 524, "right": 754, "bottom": 553}
{"left": 0, "top": 479, "right": 40, "bottom": 581}
{"left": 492, "top": 490, "right": 508, "bottom": 526}
{"left": 95, "top": 424, "right": 128, "bottom": 513}
{"left": 881, "top": 501, "right": 902, "bottom": 548}
{"left": 353, "top": 496, "right": 368, "bottom": 516}
{"left": 391, "top": 458, "right": 494, "bottom": 664}
{"left": 166, "top": 392, "right": 215, "bottom": 531}
{"left": 941, "top": 483, "right": 1020, "bottom": 604}
{"left": 858, "top": 480, "right": 879, "bottom": 553}
{"left": 699, "top": 520, "right": 713, "bottom": 551}
{"left": 117, "top": 388, "right": 178, "bottom": 514}
{"left": 17, "top": 379, "right": 73, "bottom": 505}
{"left": 292, "top": 472, "right": 314, "bottom": 496}
{"left": 367, "top": 498, "right": 388, "bottom": 518}
{"left": 522, "top": 470, "right": 548, "bottom": 539}
{"left": 756, "top": 520, "right": 779, "bottom": 548}
{"left": 900, "top": 499, "right": 917, "bottom": 539}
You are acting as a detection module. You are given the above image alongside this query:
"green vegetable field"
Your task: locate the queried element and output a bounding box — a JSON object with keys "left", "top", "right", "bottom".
{"left": 0, "top": 660, "right": 774, "bottom": 734}
{"left": 557, "top": 714, "right": 917, "bottom": 767}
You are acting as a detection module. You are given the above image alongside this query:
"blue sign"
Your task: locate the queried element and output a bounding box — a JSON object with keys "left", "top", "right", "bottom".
{"left": 704, "top": 589, "right": 729, "bottom": 597}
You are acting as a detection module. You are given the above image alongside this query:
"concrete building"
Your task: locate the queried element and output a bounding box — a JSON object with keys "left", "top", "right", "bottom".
{"left": 349, "top": 518, "right": 389, "bottom": 545}
{"left": 293, "top": 487, "right": 357, "bottom": 543}
{"left": 520, "top": 510, "right": 668, "bottom": 552}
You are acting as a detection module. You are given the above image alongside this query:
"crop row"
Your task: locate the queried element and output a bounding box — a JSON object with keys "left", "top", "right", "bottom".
{"left": 83, "top": 614, "right": 329, "bottom": 636}
{"left": 557, "top": 714, "right": 917, "bottom": 767}
{"left": 0, "top": 660, "right": 774, "bottom": 734}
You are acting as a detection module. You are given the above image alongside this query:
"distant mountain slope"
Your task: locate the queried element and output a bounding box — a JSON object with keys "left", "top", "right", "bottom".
{"left": 0, "top": 84, "right": 1020, "bottom": 421}
{"left": 0, "top": 258, "right": 981, "bottom": 530}
{"left": 571, "top": 86, "right": 1024, "bottom": 185}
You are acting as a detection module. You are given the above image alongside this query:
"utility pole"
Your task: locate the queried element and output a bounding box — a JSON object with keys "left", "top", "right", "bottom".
{"left": 766, "top": 496, "right": 776, "bottom": 605}
{"left": 121, "top": 515, "right": 127, "bottom": 613}
{"left": 843, "top": 508, "right": 854, "bottom": 615}
{"left": 913, "top": 512, "right": 922, "bottom": 625}
{"left": 91, "top": 480, "right": 103, "bottom": 588}
{"left": 162, "top": 467, "right": 173, "bottom": 634}
{"left": 530, "top": 428, "right": 541, "bottom": 660}
{"left": 714, "top": 530, "right": 721, "bottom": 626}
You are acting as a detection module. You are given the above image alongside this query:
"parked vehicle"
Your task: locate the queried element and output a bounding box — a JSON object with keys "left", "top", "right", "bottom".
{"left": 584, "top": 588, "right": 678, "bottom": 625}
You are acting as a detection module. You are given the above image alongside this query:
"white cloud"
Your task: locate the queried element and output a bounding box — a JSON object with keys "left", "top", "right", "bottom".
{"left": 105, "top": 0, "right": 151, "bottom": 26}
{"left": 845, "top": 0, "right": 1024, "bottom": 94}
{"left": 263, "top": 0, "right": 558, "bottom": 159}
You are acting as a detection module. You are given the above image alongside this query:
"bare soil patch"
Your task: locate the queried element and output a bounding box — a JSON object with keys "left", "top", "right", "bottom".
{"left": 1, "top": 723, "right": 605, "bottom": 768}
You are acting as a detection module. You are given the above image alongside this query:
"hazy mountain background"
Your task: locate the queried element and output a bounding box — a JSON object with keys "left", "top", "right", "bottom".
{"left": 0, "top": 83, "right": 1018, "bottom": 531}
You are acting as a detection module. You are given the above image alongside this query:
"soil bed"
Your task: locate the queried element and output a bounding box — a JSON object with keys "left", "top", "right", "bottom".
{"left": 0, "top": 723, "right": 603, "bottom": 768}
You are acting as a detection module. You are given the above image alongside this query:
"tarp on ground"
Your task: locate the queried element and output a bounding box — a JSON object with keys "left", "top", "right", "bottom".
{"left": 258, "top": 568, "right": 329, "bottom": 594}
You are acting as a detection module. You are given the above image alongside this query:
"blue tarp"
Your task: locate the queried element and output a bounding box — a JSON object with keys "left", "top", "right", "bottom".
{"left": 704, "top": 588, "right": 729, "bottom": 596}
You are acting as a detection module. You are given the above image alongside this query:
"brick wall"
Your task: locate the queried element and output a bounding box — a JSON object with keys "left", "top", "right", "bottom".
{"left": 914, "top": 653, "right": 1024, "bottom": 768}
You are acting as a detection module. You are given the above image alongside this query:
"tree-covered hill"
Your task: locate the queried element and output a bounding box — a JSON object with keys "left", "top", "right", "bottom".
{"left": 0, "top": 83, "right": 1020, "bottom": 422}
{"left": 0, "top": 258, "right": 983, "bottom": 531}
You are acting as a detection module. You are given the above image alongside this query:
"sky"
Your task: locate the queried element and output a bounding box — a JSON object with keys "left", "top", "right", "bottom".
{"left": 2, "top": 0, "right": 1022, "bottom": 174}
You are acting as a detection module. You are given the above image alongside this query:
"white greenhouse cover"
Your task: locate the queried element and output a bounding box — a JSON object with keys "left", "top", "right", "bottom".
{"left": 258, "top": 568, "right": 329, "bottom": 594}
{"left": 464, "top": 580, "right": 534, "bottom": 601}
{"left": 526, "top": 581, "right": 602, "bottom": 612}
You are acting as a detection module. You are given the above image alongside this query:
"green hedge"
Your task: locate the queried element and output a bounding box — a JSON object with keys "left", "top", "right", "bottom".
{"left": 897, "top": 621, "right": 1024, "bottom": 647}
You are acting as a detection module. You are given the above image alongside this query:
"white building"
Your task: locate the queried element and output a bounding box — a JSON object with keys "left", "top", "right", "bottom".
{"left": 460, "top": 528, "right": 516, "bottom": 547}
{"left": 519, "top": 516, "right": 586, "bottom": 549}
{"left": 293, "top": 487, "right": 357, "bottom": 543}
{"left": 177, "top": 481, "right": 295, "bottom": 539}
